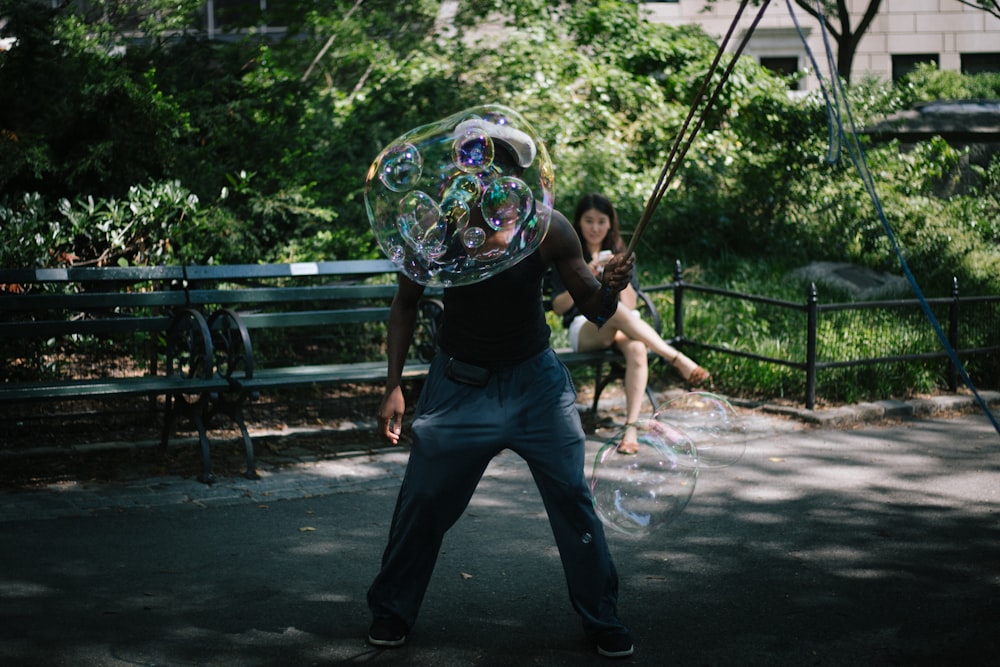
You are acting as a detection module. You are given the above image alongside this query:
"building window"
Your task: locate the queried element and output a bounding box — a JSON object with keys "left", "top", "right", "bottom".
{"left": 961, "top": 53, "right": 1000, "bottom": 75}
{"left": 213, "top": 0, "right": 265, "bottom": 31}
{"left": 759, "top": 56, "right": 800, "bottom": 90}
{"left": 892, "top": 54, "right": 939, "bottom": 82}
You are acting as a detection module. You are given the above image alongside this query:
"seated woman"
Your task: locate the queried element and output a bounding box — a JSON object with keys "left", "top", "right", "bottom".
{"left": 550, "top": 193, "right": 710, "bottom": 453}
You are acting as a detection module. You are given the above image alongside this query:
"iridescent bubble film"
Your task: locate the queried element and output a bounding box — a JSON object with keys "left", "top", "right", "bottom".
{"left": 452, "top": 127, "right": 494, "bottom": 173}
{"left": 377, "top": 143, "right": 423, "bottom": 192}
{"left": 590, "top": 418, "right": 699, "bottom": 538}
{"left": 655, "top": 392, "right": 747, "bottom": 469}
{"left": 365, "top": 105, "right": 555, "bottom": 287}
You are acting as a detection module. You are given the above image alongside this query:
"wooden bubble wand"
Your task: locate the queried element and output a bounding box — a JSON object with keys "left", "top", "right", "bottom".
{"left": 625, "top": 0, "right": 773, "bottom": 259}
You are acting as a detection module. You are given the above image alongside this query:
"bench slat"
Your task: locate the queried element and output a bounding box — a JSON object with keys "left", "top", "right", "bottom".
{"left": 184, "top": 284, "right": 398, "bottom": 306}
{"left": 0, "top": 316, "right": 173, "bottom": 338}
{"left": 1, "top": 291, "right": 188, "bottom": 311}
{"left": 0, "top": 266, "right": 185, "bottom": 284}
{"left": 243, "top": 360, "right": 430, "bottom": 388}
{"left": 236, "top": 308, "right": 391, "bottom": 329}
{"left": 0, "top": 375, "right": 229, "bottom": 402}
{"left": 183, "top": 259, "right": 398, "bottom": 281}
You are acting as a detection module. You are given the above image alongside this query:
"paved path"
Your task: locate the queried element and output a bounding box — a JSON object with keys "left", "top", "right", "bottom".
{"left": 1, "top": 400, "right": 998, "bottom": 666}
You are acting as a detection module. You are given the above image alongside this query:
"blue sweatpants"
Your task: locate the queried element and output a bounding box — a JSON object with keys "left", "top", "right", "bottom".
{"left": 367, "top": 348, "right": 627, "bottom": 639}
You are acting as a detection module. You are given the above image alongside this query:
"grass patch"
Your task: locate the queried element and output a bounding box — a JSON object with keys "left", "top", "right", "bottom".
{"left": 638, "top": 255, "right": 998, "bottom": 406}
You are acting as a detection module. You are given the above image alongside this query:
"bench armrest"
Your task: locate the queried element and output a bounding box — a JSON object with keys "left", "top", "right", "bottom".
{"left": 414, "top": 297, "right": 444, "bottom": 363}
{"left": 165, "top": 308, "right": 214, "bottom": 380}
{"left": 208, "top": 308, "right": 255, "bottom": 384}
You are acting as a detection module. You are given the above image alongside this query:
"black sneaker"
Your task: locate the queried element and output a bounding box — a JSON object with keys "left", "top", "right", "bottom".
{"left": 367, "top": 617, "right": 408, "bottom": 647}
{"left": 595, "top": 632, "right": 634, "bottom": 658}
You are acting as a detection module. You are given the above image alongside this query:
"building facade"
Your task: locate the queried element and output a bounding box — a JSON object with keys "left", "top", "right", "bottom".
{"left": 641, "top": 1, "right": 1000, "bottom": 91}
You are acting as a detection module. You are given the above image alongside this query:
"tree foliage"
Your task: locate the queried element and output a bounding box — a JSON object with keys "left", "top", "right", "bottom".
{"left": 703, "top": 0, "right": 883, "bottom": 84}
{"left": 1, "top": 0, "right": 997, "bottom": 295}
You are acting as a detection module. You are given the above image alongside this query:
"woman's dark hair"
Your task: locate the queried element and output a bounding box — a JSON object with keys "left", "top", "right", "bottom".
{"left": 573, "top": 193, "right": 625, "bottom": 254}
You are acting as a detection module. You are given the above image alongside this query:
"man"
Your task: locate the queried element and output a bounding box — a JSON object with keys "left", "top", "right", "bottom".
{"left": 366, "top": 118, "right": 636, "bottom": 659}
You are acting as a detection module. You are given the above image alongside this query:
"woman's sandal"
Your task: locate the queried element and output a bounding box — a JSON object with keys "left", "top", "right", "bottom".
{"left": 617, "top": 424, "right": 639, "bottom": 455}
{"left": 687, "top": 365, "right": 710, "bottom": 387}
{"left": 671, "top": 354, "right": 711, "bottom": 388}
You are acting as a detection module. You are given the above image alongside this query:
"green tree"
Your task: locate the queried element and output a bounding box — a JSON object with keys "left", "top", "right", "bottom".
{"left": 955, "top": 1, "right": 1000, "bottom": 20}
{"left": 0, "top": 0, "right": 194, "bottom": 199}
{"left": 706, "top": 0, "right": 883, "bottom": 83}
{"left": 1, "top": 0, "right": 996, "bottom": 296}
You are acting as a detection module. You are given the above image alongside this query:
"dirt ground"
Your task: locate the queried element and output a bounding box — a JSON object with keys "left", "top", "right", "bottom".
{"left": 0, "top": 383, "right": 394, "bottom": 488}
{"left": 0, "top": 377, "right": 639, "bottom": 490}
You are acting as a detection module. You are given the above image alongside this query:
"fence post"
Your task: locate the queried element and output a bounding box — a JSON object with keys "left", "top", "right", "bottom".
{"left": 805, "top": 283, "right": 818, "bottom": 410}
{"left": 948, "top": 277, "right": 959, "bottom": 392}
{"left": 673, "top": 260, "right": 684, "bottom": 342}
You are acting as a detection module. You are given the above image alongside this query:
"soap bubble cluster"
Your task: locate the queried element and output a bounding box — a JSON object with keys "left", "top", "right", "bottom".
{"left": 365, "top": 105, "right": 555, "bottom": 287}
{"left": 590, "top": 392, "right": 747, "bottom": 538}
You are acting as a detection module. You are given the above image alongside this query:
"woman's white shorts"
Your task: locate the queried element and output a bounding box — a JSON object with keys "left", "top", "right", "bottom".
{"left": 567, "top": 314, "right": 589, "bottom": 352}
{"left": 567, "top": 309, "right": 640, "bottom": 351}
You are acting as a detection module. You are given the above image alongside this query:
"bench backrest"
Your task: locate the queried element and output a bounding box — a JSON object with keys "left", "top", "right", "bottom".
{"left": 181, "top": 260, "right": 402, "bottom": 330}
{"left": 0, "top": 260, "right": 409, "bottom": 380}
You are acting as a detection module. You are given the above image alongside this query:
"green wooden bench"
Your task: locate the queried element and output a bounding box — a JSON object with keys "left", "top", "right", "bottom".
{"left": 1, "top": 258, "right": 664, "bottom": 481}
{"left": 0, "top": 260, "right": 439, "bottom": 482}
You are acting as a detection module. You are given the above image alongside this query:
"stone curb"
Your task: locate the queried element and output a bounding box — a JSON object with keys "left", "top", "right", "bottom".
{"left": 750, "top": 390, "right": 1000, "bottom": 427}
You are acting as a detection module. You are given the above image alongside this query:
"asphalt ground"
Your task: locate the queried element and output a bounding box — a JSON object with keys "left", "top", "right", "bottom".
{"left": 1, "top": 392, "right": 999, "bottom": 666}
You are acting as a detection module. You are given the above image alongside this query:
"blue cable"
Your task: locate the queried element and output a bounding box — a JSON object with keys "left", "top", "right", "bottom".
{"left": 787, "top": 0, "right": 1000, "bottom": 437}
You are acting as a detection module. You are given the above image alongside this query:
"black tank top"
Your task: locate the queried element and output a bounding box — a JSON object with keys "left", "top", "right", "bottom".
{"left": 438, "top": 252, "right": 551, "bottom": 366}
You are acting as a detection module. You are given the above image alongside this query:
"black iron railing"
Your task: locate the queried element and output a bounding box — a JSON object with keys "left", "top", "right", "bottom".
{"left": 645, "top": 261, "right": 1000, "bottom": 409}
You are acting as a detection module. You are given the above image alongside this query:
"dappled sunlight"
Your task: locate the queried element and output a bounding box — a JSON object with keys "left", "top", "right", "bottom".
{"left": 1, "top": 414, "right": 998, "bottom": 664}
{"left": 285, "top": 451, "right": 410, "bottom": 482}
{"left": 0, "top": 578, "right": 57, "bottom": 598}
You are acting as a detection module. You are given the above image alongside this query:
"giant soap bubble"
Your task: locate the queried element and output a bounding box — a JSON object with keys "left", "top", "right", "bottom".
{"left": 590, "top": 418, "right": 699, "bottom": 538}
{"left": 365, "top": 105, "right": 555, "bottom": 286}
{"left": 655, "top": 392, "right": 747, "bottom": 469}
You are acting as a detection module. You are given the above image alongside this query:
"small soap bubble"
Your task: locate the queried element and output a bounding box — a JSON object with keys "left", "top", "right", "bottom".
{"left": 481, "top": 177, "right": 534, "bottom": 231}
{"left": 655, "top": 392, "right": 747, "bottom": 469}
{"left": 462, "top": 226, "right": 486, "bottom": 250}
{"left": 365, "top": 104, "right": 555, "bottom": 286}
{"left": 377, "top": 143, "right": 423, "bottom": 192}
{"left": 453, "top": 128, "right": 495, "bottom": 173}
{"left": 447, "top": 174, "right": 484, "bottom": 201}
{"left": 590, "top": 418, "right": 699, "bottom": 538}
{"left": 398, "top": 191, "right": 444, "bottom": 249}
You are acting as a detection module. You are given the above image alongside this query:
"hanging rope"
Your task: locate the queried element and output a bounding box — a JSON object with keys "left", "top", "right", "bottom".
{"left": 787, "top": 0, "right": 1000, "bottom": 437}
{"left": 625, "top": 0, "right": 773, "bottom": 258}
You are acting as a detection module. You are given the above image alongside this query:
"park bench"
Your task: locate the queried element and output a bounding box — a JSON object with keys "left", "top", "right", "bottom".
{"left": 1, "top": 258, "right": 665, "bottom": 481}
{"left": 0, "top": 259, "right": 439, "bottom": 482}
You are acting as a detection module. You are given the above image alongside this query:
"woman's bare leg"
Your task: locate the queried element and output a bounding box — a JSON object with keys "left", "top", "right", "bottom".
{"left": 616, "top": 336, "right": 647, "bottom": 454}
{"left": 605, "top": 306, "right": 710, "bottom": 385}
{"left": 576, "top": 320, "right": 651, "bottom": 455}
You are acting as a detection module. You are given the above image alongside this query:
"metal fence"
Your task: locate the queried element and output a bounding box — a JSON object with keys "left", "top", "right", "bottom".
{"left": 644, "top": 262, "right": 1000, "bottom": 409}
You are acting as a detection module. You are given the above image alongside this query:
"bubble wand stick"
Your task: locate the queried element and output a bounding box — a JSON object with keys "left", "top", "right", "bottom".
{"left": 624, "top": 0, "right": 773, "bottom": 259}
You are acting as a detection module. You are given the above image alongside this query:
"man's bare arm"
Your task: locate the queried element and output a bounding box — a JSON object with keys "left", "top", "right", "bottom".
{"left": 378, "top": 275, "right": 425, "bottom": 443}
{"left": 544, "top": 213, "right": 633, "bottom": 324}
